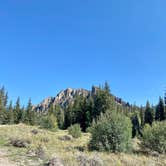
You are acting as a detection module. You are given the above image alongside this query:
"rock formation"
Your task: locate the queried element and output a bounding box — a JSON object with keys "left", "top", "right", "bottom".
{"left": 33, "top": 86, "right": 129, "bottom": 112}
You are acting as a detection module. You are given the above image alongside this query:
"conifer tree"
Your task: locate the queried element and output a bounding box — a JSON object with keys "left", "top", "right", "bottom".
{"left": 13, "top": 97, "right": 22, "bottom": 124}
{"left": 64, "top": 104, "right": 73, "bottom": 128}
{"left": 72, "top": 95, "right": 86, "bottom": 130}
{"left": 84, "top": 96, "right": 94, "bottom": 129}
{"left": 0, "top": 91, "right": 4, "bottom": 124}
{"left": 8, "top": 101, "right": 14, "bottom": 124}
{"left": 144, "top": 101, "right": 154, "bottom": 125}
{"left": 104, "top": 81, "right": 110, "bottom": 94}
{"left": 0, "top": 87, "right": 8, "bottom": 124}
{"left": 24, "top": 99, "right": 35, "bottom": 125}
{"left": 131, "top": 114, "right": 142, "bottom": 138}
{"left": 140, "top": 106, "right": 145, "bottom": 127}
{"left": 54, "top": 105, "right": 64, "bottom": 129}
{"left": 93, "top": 84, "right": 115, "bottom": 119}
{"left": 155, "top": 97, "right": 165, "bottom": 121}
{"left": 48, "top": 103, "right": 55, "bottom": 115}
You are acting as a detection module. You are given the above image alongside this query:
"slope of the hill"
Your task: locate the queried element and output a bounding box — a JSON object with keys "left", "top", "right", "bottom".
{"left": 0, "top": 124, "right": 165, "bottom": 166}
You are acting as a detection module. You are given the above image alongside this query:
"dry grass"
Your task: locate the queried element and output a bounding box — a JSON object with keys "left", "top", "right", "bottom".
{"left": 0, "top": 124, "right": 165, "bottom": 166}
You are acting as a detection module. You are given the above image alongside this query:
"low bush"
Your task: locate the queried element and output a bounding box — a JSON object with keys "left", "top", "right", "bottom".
{"left": 77, "top": 153, "right": 103, "bottom": 166}
{"left": 89, "top": 111, "right": 132, "bottom": 152}
{"left": 68, "top": 124, "right": 82, "bottom": 138}
{"left": 9, "top": 137, "right": 31, "bottom": 148}
{"left": 58, "top": 135, "right": 73, "bottom": 141}
{"left": 141, "top": 121, "right": 166, "bottom": 153}
{"left": 45, "top": 156, "right": 64, "bottom": 166}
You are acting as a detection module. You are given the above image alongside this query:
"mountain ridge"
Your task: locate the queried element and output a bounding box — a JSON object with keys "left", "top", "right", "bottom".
{"left": 33, "top": 86, "right": 129, "bottom": 112}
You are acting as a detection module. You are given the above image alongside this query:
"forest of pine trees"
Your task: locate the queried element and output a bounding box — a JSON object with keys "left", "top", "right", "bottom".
{"left": 0, "top": 83, "right": 166, "bottom": 137}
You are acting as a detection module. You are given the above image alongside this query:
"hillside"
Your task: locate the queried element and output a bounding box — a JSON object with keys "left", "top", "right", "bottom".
{"left": 0, "top": 124, "right": 166, "bottom": 166}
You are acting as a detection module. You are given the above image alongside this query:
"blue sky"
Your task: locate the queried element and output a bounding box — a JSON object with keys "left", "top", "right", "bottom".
{"left": 0, "top": 0, "right": 166, "bottom": 106}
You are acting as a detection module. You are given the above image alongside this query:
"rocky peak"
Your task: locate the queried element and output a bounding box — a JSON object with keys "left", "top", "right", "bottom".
{"left": 34, "top": 87, "right": 130, "bottom": 113}
{"left": 34, "top": 88, "right": 90, "bottom": 112}
{"left": 54, "top": 88, "right": 90, "bottom": 107}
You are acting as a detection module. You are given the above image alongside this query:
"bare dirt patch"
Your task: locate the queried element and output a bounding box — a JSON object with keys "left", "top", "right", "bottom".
{"left": 0, "top": 150, "right": 15, "bottom": 166}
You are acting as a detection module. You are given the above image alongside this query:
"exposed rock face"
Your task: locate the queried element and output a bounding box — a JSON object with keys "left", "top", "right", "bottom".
{"left": 34, "top": 97, "right": 54, "bottom": 113}
{"left": 55, "top": 88, "right": 90, "bottom": 107}
{"left": 34, "top": 88, "right": 91, "bottom": 112}
{"left": 34, "top": 86, "right": 129, "bottom": 112}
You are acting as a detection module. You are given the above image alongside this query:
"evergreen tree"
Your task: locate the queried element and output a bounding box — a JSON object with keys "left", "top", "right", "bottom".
{"left": 8, "top": 101, "right": 14, "bottom": 124}
{"left": 0, "top": 90, "right": 4, "bottom": 124}
{"left": 24, "top": 99, "right": 35, "bottom": 125}
{"left": 131, "top": 114, "right": 142, "bottom": 138}
{"left": 93, "top": 85, "right": 115, "bottom": 119}
{"left": 155, "top": 97, "right": 165, "bottom": 121}
{"left": 0, "top": 87, "right": 8, "bottom": 124}
{"left": 140, "top": 106, "right": 145, "bottom": 127}
{"left": 54, "top": 105, "right": 65, "bottom": 129}
{"left": 48, "top": 103, "right": 55, "bottom": 115}
{"left": 144, "top": 101, "right": 154, "bottom": 126}
{"left": 104, "top": 81, "right": 110, "bottom": 94}
{"left": 70, "top": 95, "right": 94, "bottom": 131}
{"left": 72, "top": 95, "right": 86, "bottom": 130}
{"left": 64, "top": 104, "right": 73, "bottom": 129}
{"left": 13, "top": 97, "right": 22, "bottom": 124}
{"left": 4, "top": 92, "right": 8, "bottom": 108}
{"left": 84, "top": 96, "right": 94, "bottom": 130}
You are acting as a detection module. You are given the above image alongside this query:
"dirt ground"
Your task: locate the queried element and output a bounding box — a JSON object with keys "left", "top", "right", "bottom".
{"left": 0, "top": 150, "right": 15, "bottom": 166}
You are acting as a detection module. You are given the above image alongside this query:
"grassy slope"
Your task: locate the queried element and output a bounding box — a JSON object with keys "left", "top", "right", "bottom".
{"left": 0, "top": 124, "right": 165, "bottom": 166}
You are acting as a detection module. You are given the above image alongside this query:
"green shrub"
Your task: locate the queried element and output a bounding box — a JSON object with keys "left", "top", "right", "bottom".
{"left": 68, "top": 124, "right": 82, "bottom": 138}
{"left": 40, "top": 114, "right": 58, "bottom": 132}
{"left": 89, "top": 111, "right": 132, "bottom": 152}
{"left": 141, "top": 121, "right": 166, "bottom": 153}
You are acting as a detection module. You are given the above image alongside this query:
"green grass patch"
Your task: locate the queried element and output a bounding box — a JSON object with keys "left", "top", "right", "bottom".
{"left": 0, "top": 137, "right": 6, "bottom": 145}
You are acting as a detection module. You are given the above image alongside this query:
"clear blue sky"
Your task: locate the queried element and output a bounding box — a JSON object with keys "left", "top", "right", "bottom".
{"left": 0, "top": 0, "right": 166, "bottom": 106}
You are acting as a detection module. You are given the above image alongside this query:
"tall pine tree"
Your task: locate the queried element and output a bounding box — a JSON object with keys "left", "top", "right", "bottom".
{"left": 155, "top": 97, "right": 165, "bottom": 121}
{"left": 13, "top": 97, "right": 22, "bottom": 124}
{"left": 93, "top": 83, "right": 115, "bottom": 119}
{"left": 8, "top": 101, "right": 14, "bottom": 124}
{"left": 0, "top": 87, "right": 8, "bottom": 124}
{"left": 24, "top": 99, "right": 35, "bottom": 125}
{"left": 54, "top": 105, "right": 65, "bottom": 129}
{"left": 140, "top": 106, "right": 145, "bottom": 127}
{"left": 144, "top": 101, "right": 154, "bottom": 125}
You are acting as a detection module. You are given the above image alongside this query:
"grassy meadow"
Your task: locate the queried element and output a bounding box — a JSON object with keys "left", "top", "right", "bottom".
{"left": 0, "top": 124, "right": 165, "bottom": 166}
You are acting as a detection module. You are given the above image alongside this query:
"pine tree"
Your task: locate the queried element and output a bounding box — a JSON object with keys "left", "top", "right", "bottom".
{"left": 155, "top": 97, "right": 165, "bottom": 121}
{"left": 84, "top": 96, "right": 94, "bottom": 130}
{"left": 13, "top": 97, "right": 22, "bottom": 124}
{"left": 140, "top": 106, "right": 145, "bottom": 127}
{"left": 64, "top": 104, "right": 73, "bottom": 129}
{"left": 48, "top": 103, "right": 55, "bottom": 115}
{"left": 0, "top": 87, "right": 8, "bottom": 124}
{"left": 131, "top": 114, "right": 142, "bottom": 138}
{"left": 8, "top": 101, "right": 14, "bottom": 124}
{"left": 24, "top": 99, "right": 35, "bottom": 125}
{"left": 54, "top": 105, "right": 64, "bottom": 129}
{"left": 72, "top": 95, "right": 86, "bottom": 130}
{"left": 0, "top": 90, "right": 4, "bottom": 124}
{"left": 104, "top": 81, "right": 110, "bottom": 94}
{"left": 93, "top": 85, "right": 115, "bottom": 119}
{"left": 144, "top": 101, "right": 154, "bottom": 126}
{"left": 4, "top": 92, "right": 8, "bottom": 108}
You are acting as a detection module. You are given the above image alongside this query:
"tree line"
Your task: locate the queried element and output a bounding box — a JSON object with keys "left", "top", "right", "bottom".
{"left": 0, "top": 83, "right": 166, "bottom": 136}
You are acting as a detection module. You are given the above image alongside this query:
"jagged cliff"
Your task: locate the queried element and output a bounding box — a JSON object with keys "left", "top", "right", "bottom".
{"left": 33, "top": 86, "right": 129, "bottom": 112}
